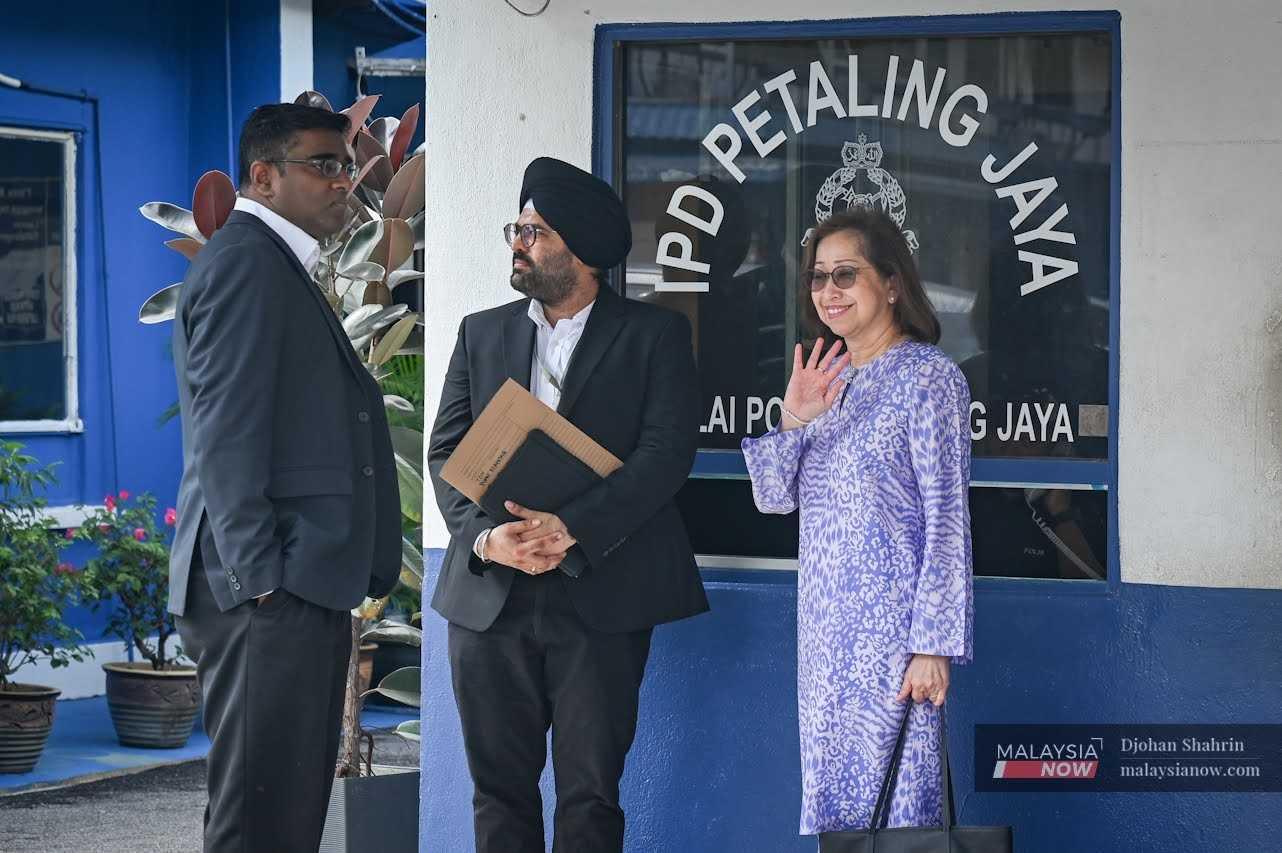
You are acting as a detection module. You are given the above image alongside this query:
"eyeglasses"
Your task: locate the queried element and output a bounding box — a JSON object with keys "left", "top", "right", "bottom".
{"left": 267, "top": 158, "right": 358, "bottom": 181}
{"left": 503, "top": 222, "right": 551, "bottom": 249}
{"left": 802, "top": 265, "right": 866, "bottom": 292}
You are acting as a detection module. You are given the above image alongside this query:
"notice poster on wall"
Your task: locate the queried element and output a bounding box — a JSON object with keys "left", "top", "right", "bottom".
{"left": 0, "top": 131, "right": 68, "bottom": 422}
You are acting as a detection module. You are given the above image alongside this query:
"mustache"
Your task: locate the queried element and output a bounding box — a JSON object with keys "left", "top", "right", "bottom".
{"left": 512, "top": 251, "right": 534, "bottom": 266}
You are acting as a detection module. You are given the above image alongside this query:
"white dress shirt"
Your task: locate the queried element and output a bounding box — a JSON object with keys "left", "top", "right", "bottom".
{"left": 527, "top": 298, "right": 595, "bottom": 411}
{"left": 231, "top": 196, "right": 322, "bottom": 600}
{"left": 233, "top": 196, "right": 321, "bottom": 276}
{"left": 473, "top": 298, "right": 596, "bottom": 562}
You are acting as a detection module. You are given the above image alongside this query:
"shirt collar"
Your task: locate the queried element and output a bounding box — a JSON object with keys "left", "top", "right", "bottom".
{"left": 233, "top": 196, "right": 321, "bottom": 276}
{"left": 527, "top": 298, "right": 595, "bottom": 334}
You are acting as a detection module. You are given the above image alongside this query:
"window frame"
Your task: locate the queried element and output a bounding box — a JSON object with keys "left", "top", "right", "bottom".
{"left": 593, "top": 11, "right": 1122, "bottom": 589}
{"left": 0, "top": 124, "right": 82, "bottom": 435}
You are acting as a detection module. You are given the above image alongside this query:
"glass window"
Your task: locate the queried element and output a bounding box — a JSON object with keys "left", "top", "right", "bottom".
{"left": 0, "top": 128, "right": 76, "bottom": 429}
{"left": 610, "top": 23, "right": 1116, "bottom": 580}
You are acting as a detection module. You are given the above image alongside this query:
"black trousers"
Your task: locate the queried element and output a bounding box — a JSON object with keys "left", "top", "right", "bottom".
{"left": 177, "top": 554, "right": 351, "bottom": 853}
{"left": 448, "top": 571, "right": 653, "bottom": 853}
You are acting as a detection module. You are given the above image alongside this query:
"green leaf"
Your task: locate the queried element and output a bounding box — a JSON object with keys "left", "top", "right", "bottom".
{"left": 388, "top": 269, "right": 425, "bottom": 289}
{"left": 139, "top": 283, "right": 182, "bottom": 325}
{"left": 361, "top": 619, "right": 422, "bottom": 647}
{"left": 362, "top": 665, "right": 420, "bottom": 708}
{"left": 395, "top": 719, "right": 420, "bottom": 742}
{"left": 384, "top": 395, "right": 414, "bottom": 413}
{"left": 337, "top": 218, "right": 384, "bottom": 275}
{"left": 344, "top": 304, "right": 409, "bottom": 342}
{"left": 389, "top": 428, "right": 423, "bottom": 475}
{"left": 370, "top": 315, "right": 418, "bottom": 367}
{"left": 138, "top": 202, "right": 205, "bottom": 242}
{"left": 395, "top": 454, "right": 423, "bottom": 524}
{"left": 340, "top": 261, "right": 387, "bottom": 283}
{"left": 401, "top": 534, "right": 423, "bottom": 580}
{"left": 398, "top": 567, "right": 422, "bottom": 593}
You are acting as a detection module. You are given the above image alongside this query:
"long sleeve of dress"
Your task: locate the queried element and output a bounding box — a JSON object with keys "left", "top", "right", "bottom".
{"left": 905, "top": 360, "right": 974, "bottom": 664}
{"left": 741, "top": 426, "right": 807, "bottom": 514}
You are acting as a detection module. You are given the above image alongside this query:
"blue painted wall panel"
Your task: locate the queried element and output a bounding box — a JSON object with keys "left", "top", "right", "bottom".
{"left": 420, "top": 547, "right": 1282, "bottom": 851}
{"left": 0, "top": 0, "right": 281, "bottom": 644}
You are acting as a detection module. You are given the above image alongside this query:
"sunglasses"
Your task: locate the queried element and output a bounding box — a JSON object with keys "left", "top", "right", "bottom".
{"left": 802, "top": 265, "right": 867, "bottom": 292}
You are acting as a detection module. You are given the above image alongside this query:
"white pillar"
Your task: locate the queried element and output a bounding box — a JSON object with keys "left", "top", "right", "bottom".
{"left": 280, "top": 0, "right": 313, "bottom": 102}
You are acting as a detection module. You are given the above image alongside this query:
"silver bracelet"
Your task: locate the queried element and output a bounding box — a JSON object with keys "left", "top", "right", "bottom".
{"left": 781, "top": 405, "right": 812, "bottom": 426}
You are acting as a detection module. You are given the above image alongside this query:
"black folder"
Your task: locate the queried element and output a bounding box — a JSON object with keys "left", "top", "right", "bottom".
{"left": 478, "top": 429, "right": 601, "bottom": 578}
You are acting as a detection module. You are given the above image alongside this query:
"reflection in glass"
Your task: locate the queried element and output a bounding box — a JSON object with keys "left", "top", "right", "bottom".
{"left": 970, "top": 486, "right": 1107, "bottom": 580}
{"left": 675, "top": 478, "right": 1108, "bottom": 582}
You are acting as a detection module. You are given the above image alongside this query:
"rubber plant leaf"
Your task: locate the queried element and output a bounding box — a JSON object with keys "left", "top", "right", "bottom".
{"left": 388, "top": 103, "right": 421, "bottom": 171}
{"left": 340, "top": 94, "right": 381, "bottom": 144}
{"left": 192, "top": 170, "right": 237, "bottom": 239}
{"left": 139, "top": 283, "right": 182, "bottom": 324}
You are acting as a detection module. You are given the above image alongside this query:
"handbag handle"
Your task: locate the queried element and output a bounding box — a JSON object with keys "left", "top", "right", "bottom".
{"left": 869, "top": 702, "right": 957, "bottom": 830}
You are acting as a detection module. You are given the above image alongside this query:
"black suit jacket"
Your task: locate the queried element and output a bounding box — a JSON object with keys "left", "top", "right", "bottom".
{"left": 428, "top": 286, "right": 709, "bottom": 633}
{"left": 168, "top": 211, "right": 402, "bottom": 615}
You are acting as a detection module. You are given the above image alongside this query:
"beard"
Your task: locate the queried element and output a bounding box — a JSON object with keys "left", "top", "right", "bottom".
{"left": 510, "top": 250, "right": 577, "bottom": 306}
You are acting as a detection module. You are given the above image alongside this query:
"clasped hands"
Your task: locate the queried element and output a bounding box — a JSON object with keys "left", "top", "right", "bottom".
{"left": 485, "top": 501, "right": 578, "bottom": 575}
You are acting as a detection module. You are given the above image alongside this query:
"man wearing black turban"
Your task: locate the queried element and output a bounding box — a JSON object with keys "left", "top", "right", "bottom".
{"left": 428, "top": 157, "right": 709, "bottom": 852}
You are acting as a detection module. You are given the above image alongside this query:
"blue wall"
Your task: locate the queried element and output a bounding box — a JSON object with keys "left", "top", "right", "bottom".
{"left": 312, "top": 7, "right": 425, "bottom": 154}
{"left": 420, "top": 553, "right": 1282, "bottom": 851}
{"left": 0, "top": 0, "right": 281, "bottom": 644}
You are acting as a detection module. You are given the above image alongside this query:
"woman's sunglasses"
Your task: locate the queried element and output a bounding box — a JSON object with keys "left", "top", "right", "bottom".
{"left": 802, "top": 265, "right": 866, "bottom": 292}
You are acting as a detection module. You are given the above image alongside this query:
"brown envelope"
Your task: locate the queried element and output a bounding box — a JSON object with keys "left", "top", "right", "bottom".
{"left": 439, "top": 379, "right": 622, "bottom": 505}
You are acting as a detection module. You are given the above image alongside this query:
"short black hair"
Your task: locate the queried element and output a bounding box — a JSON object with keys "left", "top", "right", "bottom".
{"left": 237, "top": 103, "right": 351, "bottom": 188}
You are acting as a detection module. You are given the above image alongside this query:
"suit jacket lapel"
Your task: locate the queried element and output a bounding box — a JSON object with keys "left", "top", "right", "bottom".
{"left": 231, "top": 212, "right": 367, "bottom": 385}
{"left": 504, "top": 300, "right": 535, "bottom": 390}
{"left": 556, "top": 286, "right": 624, "bottom": 417}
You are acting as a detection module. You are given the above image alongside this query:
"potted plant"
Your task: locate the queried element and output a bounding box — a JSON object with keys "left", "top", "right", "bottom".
{"left": 0, "top": 441, "right": 92, "bottom": 774}
{"left": 72, "top": 492, "right": 199, "bottom": 748}
{"left": 317, "top": 612, "right": 423, "bottom": 852}
{"left": 136, "top": 89, "right": 427, "bottom": 845}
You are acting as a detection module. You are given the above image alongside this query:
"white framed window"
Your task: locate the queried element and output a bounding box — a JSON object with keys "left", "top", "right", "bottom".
{"left": 0, "top": 125, "right": 81, "bottom": 434}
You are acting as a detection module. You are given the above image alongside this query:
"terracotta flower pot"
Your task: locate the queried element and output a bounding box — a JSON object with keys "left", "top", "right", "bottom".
{"left": 0, "top": 683, "right": 60, "bottom": 774}
{"left": 102, "top": 662, "right": 200, "bottom": 749}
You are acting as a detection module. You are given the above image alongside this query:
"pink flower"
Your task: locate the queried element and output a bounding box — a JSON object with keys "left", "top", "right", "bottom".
{"left": 118, "top": 490, "right": 130, "bottom": 501}
{"left": 164, "top": 508, "right": 177, "bottom": 526}
{"left": 104, "top": 495, "right": 116, "bottom": 512}
{"left": 98, "top": 524, "right": 111, "bottom": 533}
{"left": 64, "top": 527, "right": 77, "bottom": 539}
{"left": 55, "top": 562, "right": 76, "bottom": 576}
{"left": 133, "top": 528, "right": 147, "bottom": 541}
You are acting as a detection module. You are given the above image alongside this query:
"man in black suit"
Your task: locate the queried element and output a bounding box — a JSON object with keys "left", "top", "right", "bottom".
{"left": 169, "top": 104, "right": 401, "bottom": 852}
{"left": 428, "top": 157, "right": 709, "bottom": 852}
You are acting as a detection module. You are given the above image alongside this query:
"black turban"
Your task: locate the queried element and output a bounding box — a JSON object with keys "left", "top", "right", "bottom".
{"left": 519, "top": 157, "right": 632, "bottom": 270}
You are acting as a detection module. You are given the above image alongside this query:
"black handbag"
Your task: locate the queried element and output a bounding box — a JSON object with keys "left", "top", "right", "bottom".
{"left": 818, "top": 706, "right": 1013, "bottom": 853}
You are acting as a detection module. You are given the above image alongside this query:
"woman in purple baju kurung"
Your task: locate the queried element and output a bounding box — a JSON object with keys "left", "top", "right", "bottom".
{"left": 742, "top": 208, "right": 973, "bottom": 836}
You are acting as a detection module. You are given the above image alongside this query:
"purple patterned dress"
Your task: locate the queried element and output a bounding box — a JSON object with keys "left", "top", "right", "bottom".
{"left": 741, "top": 341, "right": 974, "bottom": 835}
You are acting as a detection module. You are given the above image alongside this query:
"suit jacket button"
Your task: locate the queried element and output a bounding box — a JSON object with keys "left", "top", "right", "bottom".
{"left": 362, "top": 465, "right": 374, "bottom": 477}
{"left": 357, "top": 411, "right": 370, "bottom": 423}
{"left": 232, "top": 582, "right": 241, "bottom": 590}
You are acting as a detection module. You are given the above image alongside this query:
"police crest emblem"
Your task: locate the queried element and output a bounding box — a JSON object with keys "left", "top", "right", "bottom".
{"left": 803, "top": 133, "right": 920, "bottom": 252}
